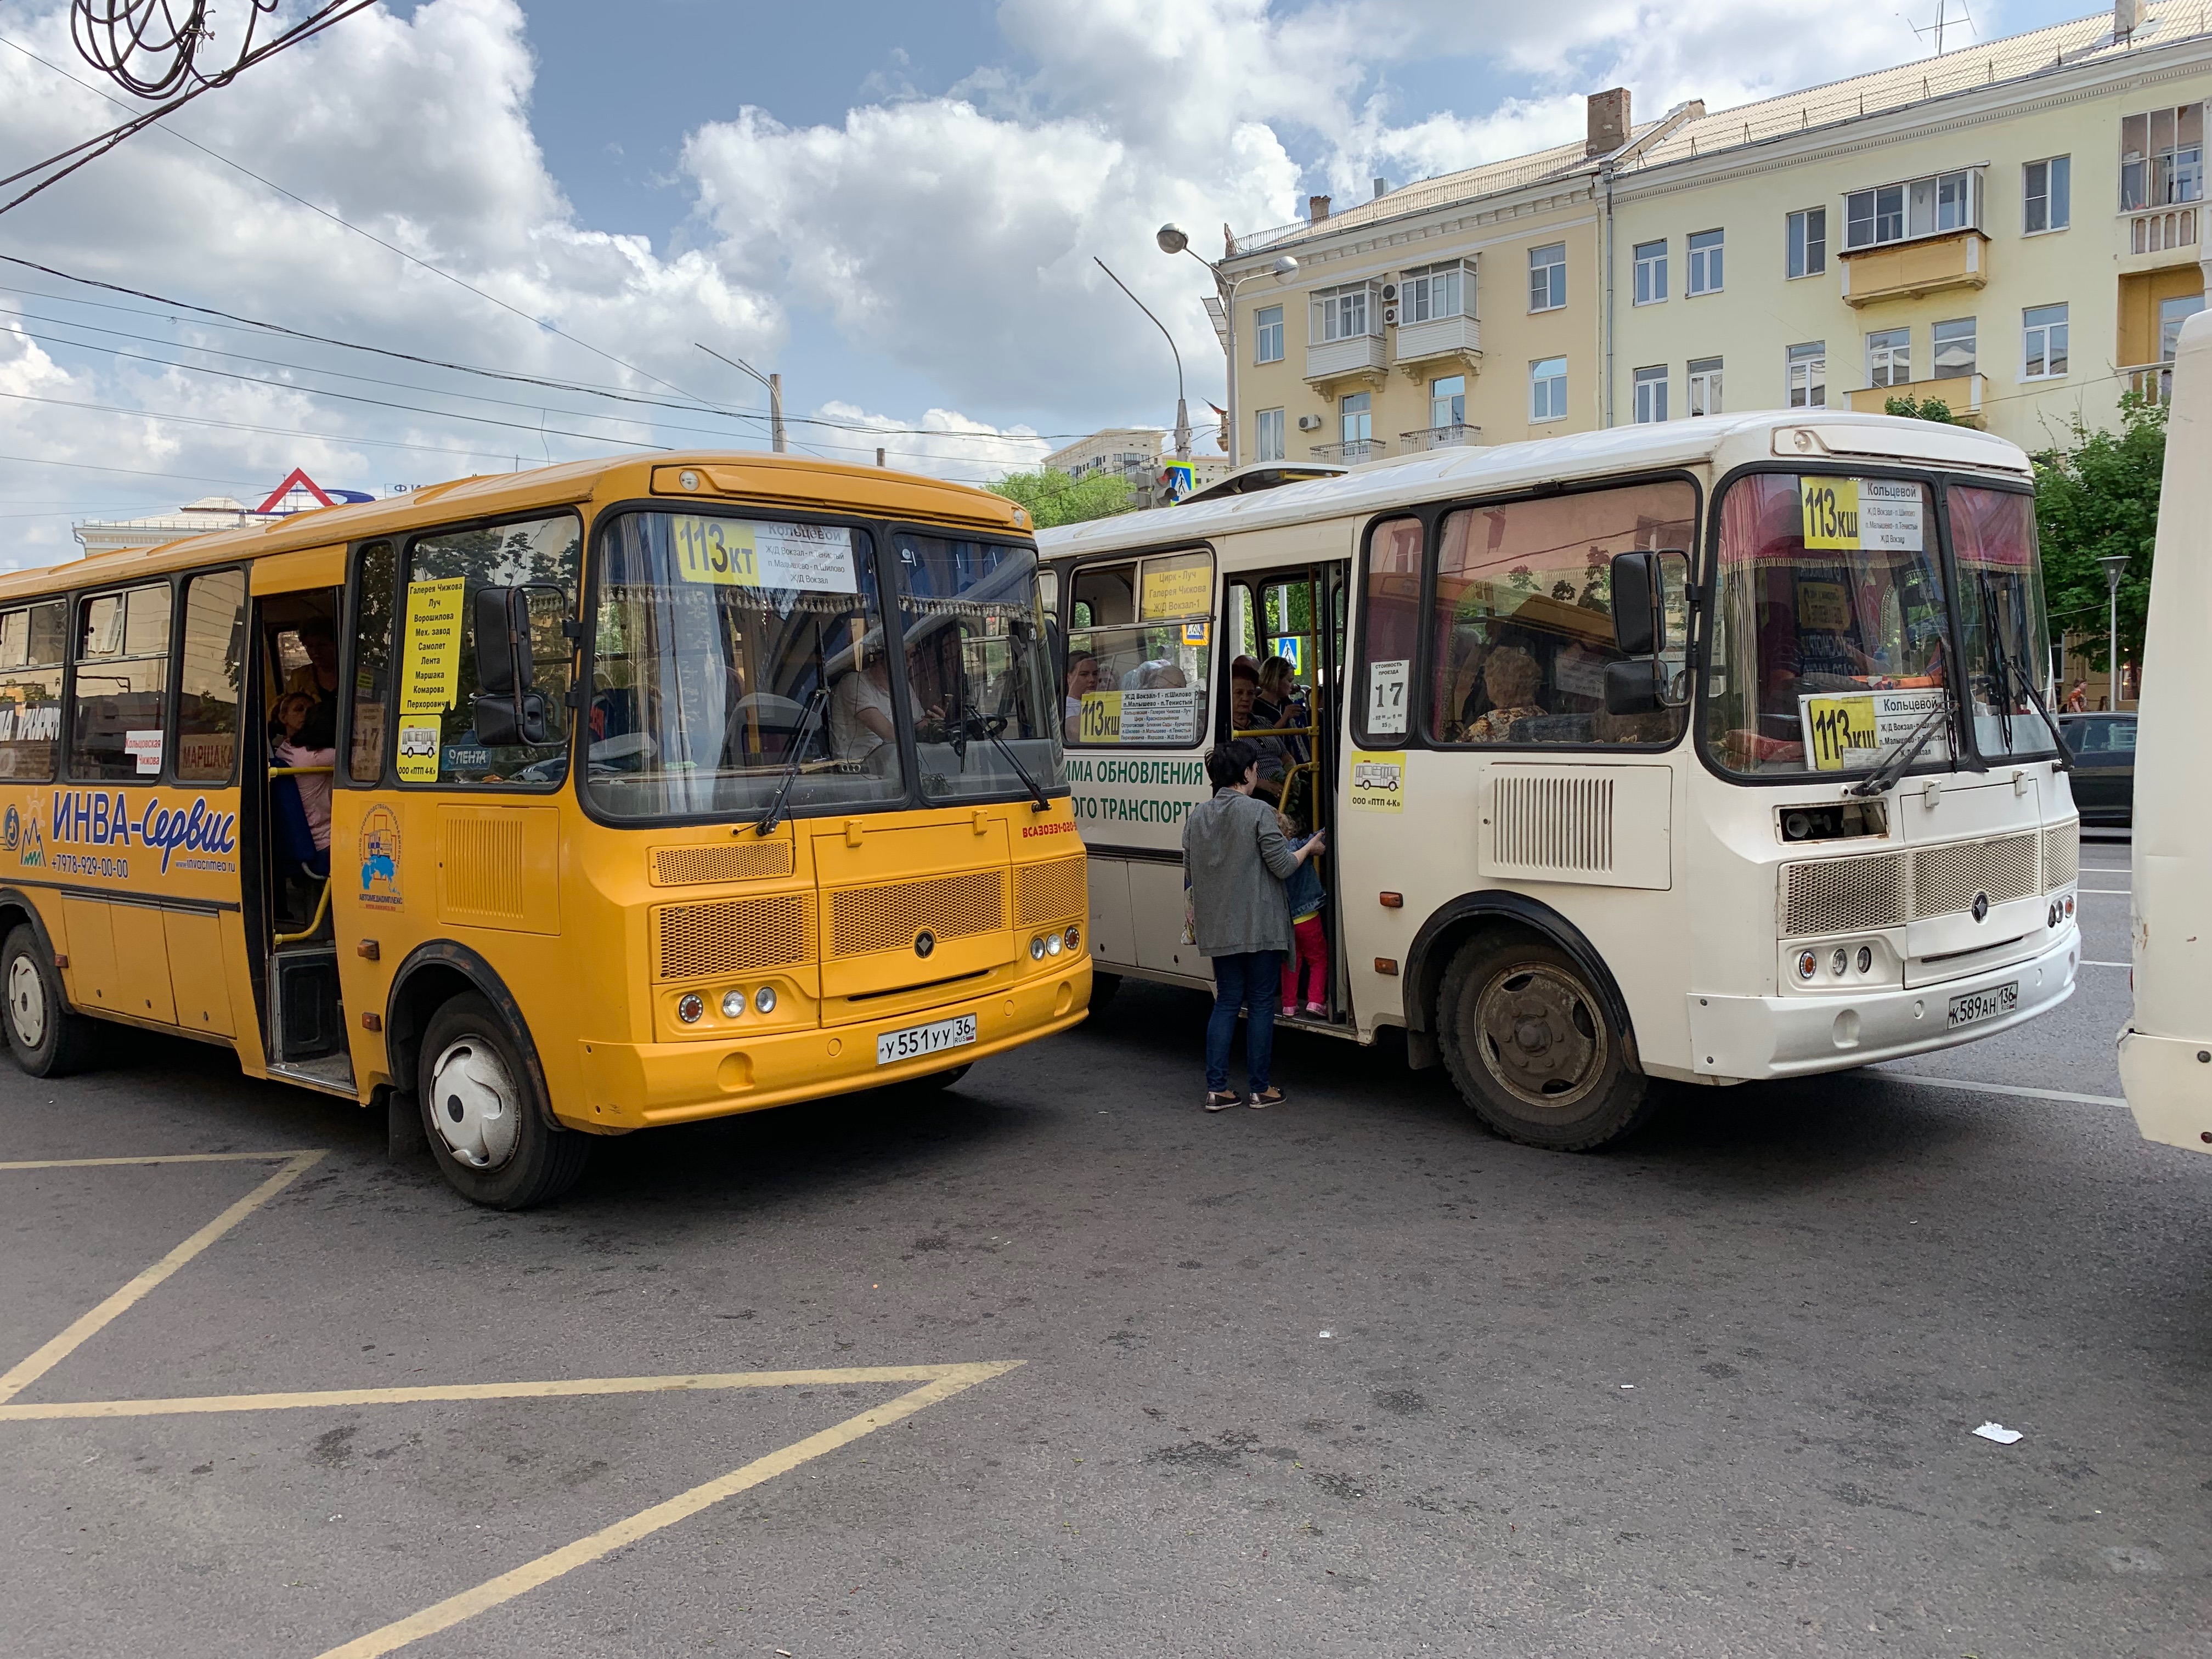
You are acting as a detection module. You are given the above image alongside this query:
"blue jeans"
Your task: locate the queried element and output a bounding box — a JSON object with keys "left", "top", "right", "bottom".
{"left": 1205, "top": 950, "right": 1283, "bottom": 1094}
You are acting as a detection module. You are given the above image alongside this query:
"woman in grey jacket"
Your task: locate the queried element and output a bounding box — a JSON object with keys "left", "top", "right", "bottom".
{"left": 1182, "top": 739, "right": 1327, "bottom": 1109}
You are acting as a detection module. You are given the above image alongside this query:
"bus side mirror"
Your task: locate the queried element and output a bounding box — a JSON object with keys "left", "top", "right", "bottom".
{"left": 1609, "top": 549, "right": 1691, "bottom": 712}
{"left": 471, "top": 586, "right": 548, "bottom": 746}
{"left": 1612, "top": 551, "right": 1658, "bottom": 655}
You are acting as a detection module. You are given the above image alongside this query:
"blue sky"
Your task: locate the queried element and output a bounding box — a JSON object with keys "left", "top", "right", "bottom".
{"left": 0, "top": 0, "right": 2111, "bottom": 556}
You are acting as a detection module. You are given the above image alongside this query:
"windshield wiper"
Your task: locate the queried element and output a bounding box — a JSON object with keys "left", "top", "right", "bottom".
{"left": 1847, "top": 698, "right": 1952, "bottom": 798}
{"left": 2019, "top": 679, "right": 2075, "bottom": 772}
{"left": 755, "top": 686, "right": 830, "bottom": 837}
{"left": 965, "top": 712, "right": 1052, "bottom": 811}
{"left": 1978, "top": 583, "right": 2017, "bottom": 754}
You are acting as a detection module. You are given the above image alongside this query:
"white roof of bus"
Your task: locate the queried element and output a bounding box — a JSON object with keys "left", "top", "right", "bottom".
{"left": 1035, "top": 410, "right": 2029, "bottom": 557}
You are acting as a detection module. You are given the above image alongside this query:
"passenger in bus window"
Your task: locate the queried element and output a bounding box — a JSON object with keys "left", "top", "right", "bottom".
{"left": 830, "top": 644, "right": 939, "bottom": 767}
{"left": 1460, "top": 646, "right": 1545, "bottom": 743}
{"left": 1063, "top": 650, "right": 1098, "bottom": 742}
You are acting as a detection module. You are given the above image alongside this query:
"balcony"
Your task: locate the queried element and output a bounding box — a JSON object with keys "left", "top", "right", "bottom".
{"left": 1304, "top": 333, "right": 1388, "bottom": 395}
{"left": 1401, "top": 424, "right": 1480, "bottom": 453}
{"left": 1837, "top": 230, "right": 1988, "bottom": 308}
{"left": 2123, "top": 362, "right": 2175, "bottom": 404}
{"left": 2125, "top": 205, "right": 2199, "bottom": 258}
{"left": 1391, "top": 314, "right": 1483, "bottom": 379}
{"left": 1846, "top": 373, "right": 1988, "bottom": 427}
{"left": 1310, "top": 438, "right": 1387, "bottom": 462}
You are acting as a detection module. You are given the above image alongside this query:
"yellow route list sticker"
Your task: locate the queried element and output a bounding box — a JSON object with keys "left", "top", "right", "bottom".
{"left": 402, "top": 578, "right": 466, "bottom": 714}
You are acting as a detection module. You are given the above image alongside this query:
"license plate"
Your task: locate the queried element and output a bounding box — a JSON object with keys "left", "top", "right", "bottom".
{"left": 1947, "top": 981, "right": 2018, "bottom": 1030}
{"left": 876, "top": 1014, "right": 978, "bottom": 1066}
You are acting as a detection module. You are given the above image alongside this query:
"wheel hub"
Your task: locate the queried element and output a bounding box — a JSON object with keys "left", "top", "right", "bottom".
{"left": 1476, "top": 965, "right": 1605, "bottom": 1110}
{"left": 428, "top": 1036, "right": 521, "bottom": 1170}
{"left": 7, "top": 955, "right": 43, "bottom": 1051}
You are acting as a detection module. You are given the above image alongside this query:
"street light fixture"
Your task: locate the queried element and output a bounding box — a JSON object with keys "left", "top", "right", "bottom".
{"left": 1155, "top": 223, "right": 1297, "bottom": 467}
{"left": 2099, "top": 553, "right": 2132, "bottom": 709}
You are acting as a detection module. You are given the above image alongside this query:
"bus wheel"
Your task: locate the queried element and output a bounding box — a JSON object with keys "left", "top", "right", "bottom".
{"left": 1436, "top": 932, "right": 1654, "bottom": 1152}
{"left": 1, "top": 924, "right": 96, "bottom": 1078}
{"left": 896, "top": 1063, "right": 971, "bottom": 1093}
{"left": 417, "top": 994, "right": 590, "bottom": 1209}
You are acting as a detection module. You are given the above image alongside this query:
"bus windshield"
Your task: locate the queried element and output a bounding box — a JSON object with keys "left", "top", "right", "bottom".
{"left": 1951, "top": 484, "right": 2059, "bottom": 758}
{"left": 1705, "top": 472, "right": 1953, "bottom": 777}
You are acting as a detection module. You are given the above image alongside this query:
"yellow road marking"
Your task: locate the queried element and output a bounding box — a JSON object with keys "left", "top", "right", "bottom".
{"left": 0, "top": 1150, "right": 324, "bottom": 1170}
{"left": 0, "top": 1362, "right": 1012, "bottom": 1421}
{"left": 313, "top": 1361, "right": 1022, "bottom": 1659}
{"left": 0, "top": 1150, "right": 324, "bottom": 1406}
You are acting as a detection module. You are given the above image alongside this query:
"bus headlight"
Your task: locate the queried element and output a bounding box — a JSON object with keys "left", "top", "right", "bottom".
{"left": 1045, "top": 932, "right": 1063, "bottom": 956}
{"left": 754, "top": 985, "right": 777, "bottom": 1014}
{"left": 1830, "top": 947, "right": 1849, "bottom": 978}
{"left": 1797, "top": 951, "right": 1818, "bottom": 981}
{"left": 677, "top": 994, "right": 704, "bottom": 1024}
{"left": 721, "top": 990, "right": 747, "bottom": 1019}
{"left": 1030, "top": 935, "right": 1046, "bottom": 961}
{"left": 1063, "top": 924, "right": 1081, "bottom": 951}
{"left": 1856, "top": 946, "right": 1873, "bottom": 974}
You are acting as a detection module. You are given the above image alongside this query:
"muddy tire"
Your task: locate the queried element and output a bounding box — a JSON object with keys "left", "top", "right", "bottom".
{"left": 1436, "top": 930, "right": 1654, "bottom": 1152}
{"left": 417, "top": 993, "right": 590, "bottom": 1209}
{"left": 1, "top": 924, "right": 98, "bottom": 1078}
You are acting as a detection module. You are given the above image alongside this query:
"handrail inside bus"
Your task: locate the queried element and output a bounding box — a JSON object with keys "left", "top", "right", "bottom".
{"left": 268, "top": 765, "right": 334, "bottom": 778}
{"left": 272, "top": 878, "right": 331, "bottom": 949}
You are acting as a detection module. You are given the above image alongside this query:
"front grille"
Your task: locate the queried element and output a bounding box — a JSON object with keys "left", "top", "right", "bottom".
{"left": 1913, "top": 832, "right": 2039, "bottom": 917}
{"left": 1783, "top": 851, "right": 1907, "bottom": 934}
{"left": 651, "top": 840, "right": 795, "bottom": 886}
{"left": 828, "top": 869, "right": 1005, "bottom": 957}
{"left": 2042, "top": 819, "right": 2079, "bottom": 890}
{"left": 655, "top": 893, "right": 815, "bottom": 980}
{"left": 1014, "top": 856, "right": 1087, "bottom": 927}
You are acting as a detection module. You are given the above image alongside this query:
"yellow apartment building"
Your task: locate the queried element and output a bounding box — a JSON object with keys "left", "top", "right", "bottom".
{"left": 1215, "top": 0, "right": 2209, "bottom": 472}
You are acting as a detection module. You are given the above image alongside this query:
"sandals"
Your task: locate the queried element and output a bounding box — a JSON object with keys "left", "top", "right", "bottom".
{"left": 1204, "top": 1091, "right": 1242, "bottom": 1111}
{"left": 1249, "top": 1087, "right": 1286, "bottom": 1109}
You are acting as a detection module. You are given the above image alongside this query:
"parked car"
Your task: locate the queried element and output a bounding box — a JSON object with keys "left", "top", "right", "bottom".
{"left": 2061, "top": 711, "right": 2136, "bottom": 826}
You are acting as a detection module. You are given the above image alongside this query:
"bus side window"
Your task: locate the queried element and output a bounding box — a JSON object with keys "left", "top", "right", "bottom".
{"left": 176, "top": 571, "right": 246, "bottom": 783}
{"left": 0, "top": 599, "right": 66, "bottom": 781}
{"left": 1064, "top": 553, "right": 1212, "bottom": 748}
{"left": 70, "top": 583, "right": 172, "bottom": 780}
{"left": 1355, "top": 516, "right": 1424, "bottom": 746}
{"left": 349, "top": 541, "right": 396, "bottom": 782}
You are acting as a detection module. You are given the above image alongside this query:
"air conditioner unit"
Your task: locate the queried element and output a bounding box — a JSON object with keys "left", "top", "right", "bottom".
{"left": 1380, "top": 282, "right": 1399, "bottom": 302}
{"left": 1382, "top": 304, "right": 1398, "bottom": 325}
{"left": 1297, "top": 414, "right": 1324, "bottom": 431}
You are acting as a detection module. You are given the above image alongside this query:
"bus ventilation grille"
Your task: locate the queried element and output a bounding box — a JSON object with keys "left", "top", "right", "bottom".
{"left": 1782, "top": 853, "right": 1907, "bottom": 935}
{"left": 2041, "top": 820, "right": 2079, "bottom": 890}
{"left": 441, "top": 815, "right": 526, "bottom": 924}
{"left": 655, "top": 893, "right": 815, "bottom": 980}
{"left": 651, "top": 840, "right": 795, "bottom": 886}
{"left": 1912, "top": 832, "right": 2038, "bottom": 917}
{"left": 1014, "top": 856, "right": 1088, "bottom": 927}
{"left": 829, "top": 870, "right": 1005, "bottom": 958}
{"left": 1491, "top": 774, "right": 1613, "bottom": 874}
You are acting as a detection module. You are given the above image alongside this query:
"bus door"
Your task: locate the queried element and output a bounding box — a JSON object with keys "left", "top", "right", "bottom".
{"left": 1221, "top": 560, "right": 1349, "bottom": 1025}
{"left": 245, "top": 565, "right": 353, "bottom": 1091}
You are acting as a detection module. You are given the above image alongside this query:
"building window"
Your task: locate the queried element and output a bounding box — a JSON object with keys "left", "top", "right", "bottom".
{"left": 1312, "top": 284, "right": 1378, "bottom": 343}
{"left": 1933, "top": 318, "right": 1977, "bottom": 379}
{"left": 2121, "top": 105, "right": 2204, "bottom": 211}
{"left": 1632, "top": 239, "right": 1667, "bottom": 305}
{"left": 1787, "top": 341, "right": 1826, "bottom": 408}
{"left": 1404, "top": 260, "right": 1471, "bottom": 321}
{"left": 1255, "top": 304, "right": 1284, "bottom": 364}
{"left": 1429, "top": 375, "right": 1465, "bottom": 430}
{"left": 1341, "top": 392, "right": 1372, "bottom": 445}
{"left": 2160, "top": 294, "right": 2205, "bottom": 361}
{"left": 1528, "top": 242, "right": 1566, "bottom": 312}
{"left": 1255, "top": 407, "right": 1285, "bottom": 462}
{"left": 1843, "top": 168, "right": 1981, "bottom": 250}
{"left": 1633, "top": 365, "right": 1669, "bottom": 424}
{"left": 2023, "top": 156, "right": 2071, "bottom": 233}
{"left": 1688, "top": 357, "right": 1723, "bottom": 416}
{"left": 1686, "top": 229, "right": 1724, "bottom": 295}
{"left": 1530, "top": 357, "right": 1567, "bottom": 421}
{"left": 2023, "top": 303, "right": 2069, "bottom": 380}
{"left": 1866, "top": 327, "right": 1911, "bottom": 388}
{"left": 1786, "top": 207, "right": 1827, "bottom": 278}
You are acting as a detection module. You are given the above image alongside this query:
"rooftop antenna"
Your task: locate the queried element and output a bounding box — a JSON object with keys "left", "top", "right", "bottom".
{"left": 1905, "top": 0, "right": 1976, "bottom": 54}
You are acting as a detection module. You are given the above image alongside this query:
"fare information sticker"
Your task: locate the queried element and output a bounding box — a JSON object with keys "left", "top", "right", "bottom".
{"left": 1366, "top": 659, "right": 1409, "bottom": 736}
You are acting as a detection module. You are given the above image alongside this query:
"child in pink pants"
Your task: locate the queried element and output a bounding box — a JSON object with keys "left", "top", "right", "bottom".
{"left": 1277, "top": 811, "right": 1327, "bottom": 1016}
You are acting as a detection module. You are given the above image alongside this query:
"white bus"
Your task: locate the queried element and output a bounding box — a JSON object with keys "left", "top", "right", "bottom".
{"left": 1040, "top": 410, "right": 2081, "bottom": 1149}
{"left": 2120, "top": 309, "right": 2212, "bottom": 1155}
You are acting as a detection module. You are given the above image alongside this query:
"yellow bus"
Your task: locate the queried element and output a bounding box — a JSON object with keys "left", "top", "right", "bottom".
{"left": 0, "top": 453, "right": 1089, "bottom": 1206}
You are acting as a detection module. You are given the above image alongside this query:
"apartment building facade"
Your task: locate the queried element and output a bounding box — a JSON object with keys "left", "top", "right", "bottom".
{"left": 1214, "top": 1, "right": 2210, "bottom": 466}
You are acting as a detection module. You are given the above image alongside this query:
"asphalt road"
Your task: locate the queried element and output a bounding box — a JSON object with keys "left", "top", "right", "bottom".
{"left": 4, "top": 832, "right": 2209, "bottom": 1658}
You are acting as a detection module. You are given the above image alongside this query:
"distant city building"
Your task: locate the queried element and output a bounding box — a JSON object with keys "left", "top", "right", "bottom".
{"left": 73, "top": 467, "right": 376, "bottom": 557}
{"left": 1043, "top": 428, "right": 1165, "bottom": 483}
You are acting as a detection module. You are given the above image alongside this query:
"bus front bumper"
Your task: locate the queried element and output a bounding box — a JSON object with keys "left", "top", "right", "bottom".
{"left": 571, "top": 959, "right": 1091, "bottom": 1130}
{"left": 1684, "top": 934, "right": 2077, "bottom": 1081}
{"left": 2117, "top": 1027, "right": 2212, "bottom": 1153}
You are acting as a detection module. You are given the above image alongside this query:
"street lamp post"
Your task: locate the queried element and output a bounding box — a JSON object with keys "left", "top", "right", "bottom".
{"left": 1155, "top": 224, "right": 1297, "bottom": 469}
{"left": 2100, "top": 553, "right": 2131, "bottom": 709}
{"left": 1094, "top": 257, "right": 1192, "bottom": 470}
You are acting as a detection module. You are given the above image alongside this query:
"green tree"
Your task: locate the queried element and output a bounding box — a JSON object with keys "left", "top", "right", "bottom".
{"left": 2033, "top": 391, "right": 2165, "bottom": 676}
{"left": 986, "top": 470, "right": 1139, "bottom": 528}
{"left": 1883, "top": 394, "right": 1959, "bottom": 424}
